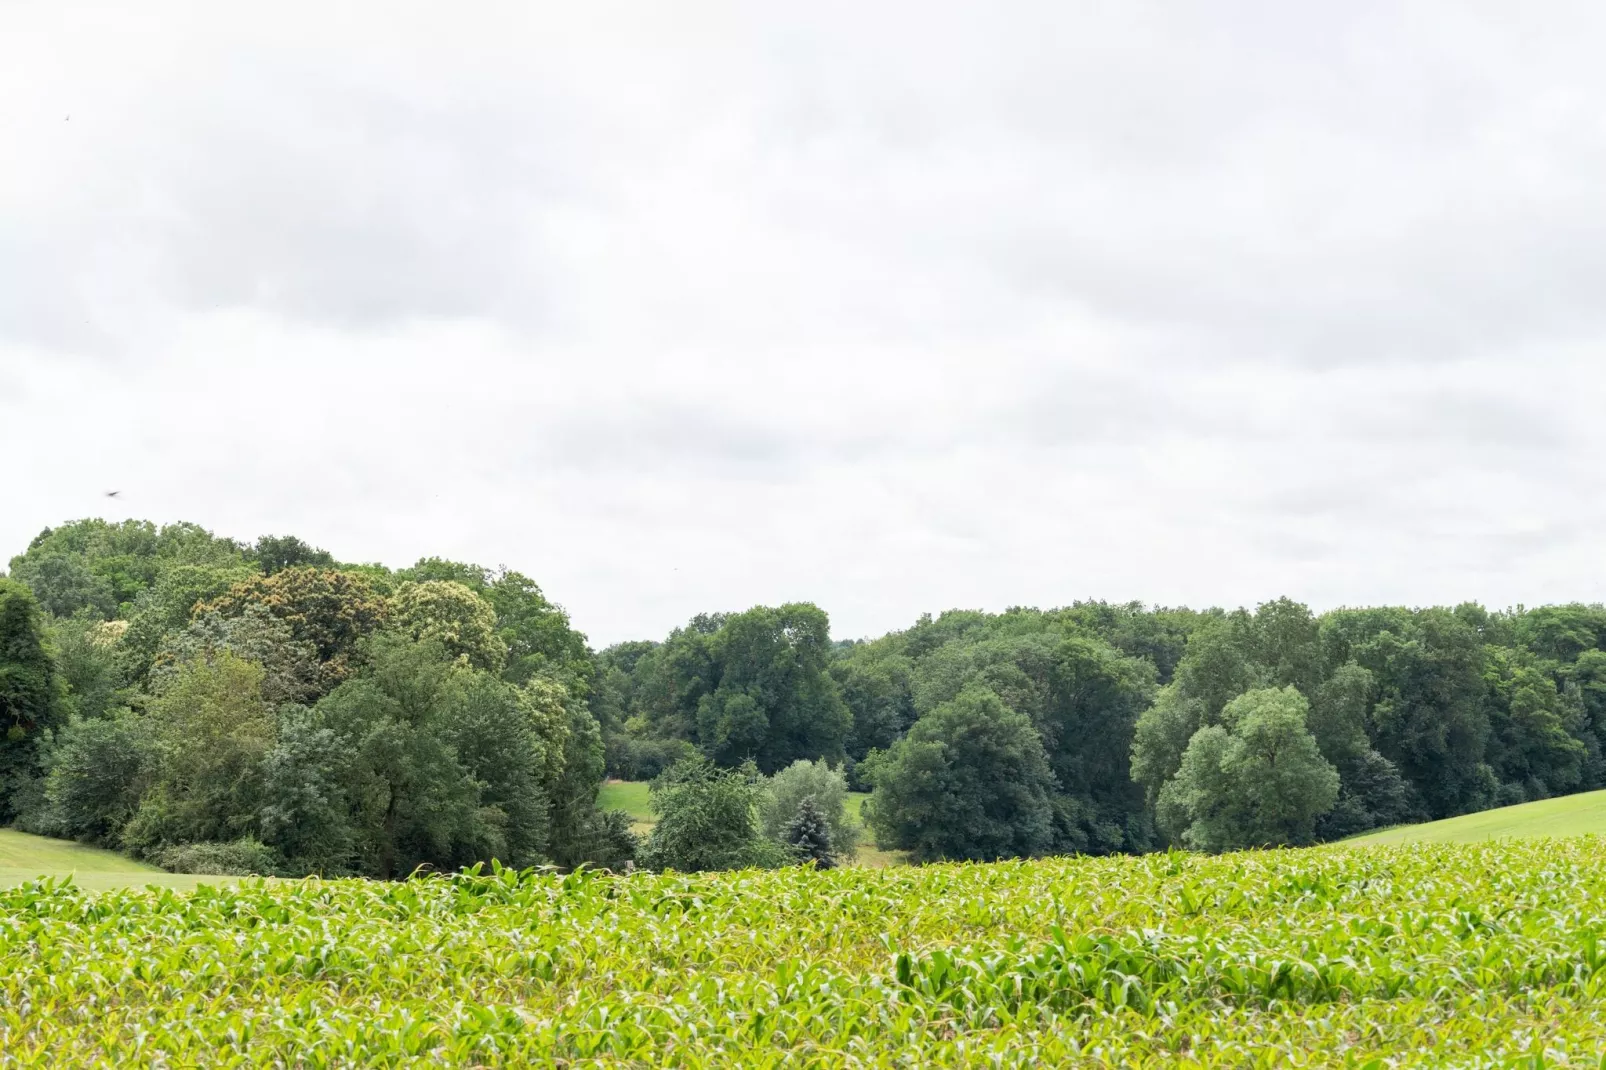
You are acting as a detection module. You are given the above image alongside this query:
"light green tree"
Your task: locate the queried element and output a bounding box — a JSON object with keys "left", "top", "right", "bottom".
{"left": 389, "top": 580, "right": 509, "bottom": 674}
{"left": 759, "top": 759, "right": 859, "bottom": 859}
{"left": 1156, "top": 686, "right": 1339, "bottom": 852}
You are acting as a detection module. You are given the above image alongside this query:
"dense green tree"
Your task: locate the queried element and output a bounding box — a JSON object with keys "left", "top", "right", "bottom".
{"left": 0, "top": 579, "right": 64, "bottom": 820}
{"left": 41, "top": 711, "right": 157, "bottom": 845}
{"left": 156, "top": 606, "right": 321, "bottom": 707}
{"left": 252, "top": 534, "right": 335, "bottom": 575}
{"left": 48, "top": 614, "right": 128, "bottom": 721}
{"left": 1054, "top": 601, "right": 1206, "bottom": 685}
{"left": 398, "top": 559, "right": 592, "bottom": 690}
{"left": 311, "top": 636, "right": 483, "bottom": 879}
{"left": 10, "top": 553, "right": 118, "bottom": 619}
{"left": 439, "top": 672, "right": 566, "bottom": 869}
{"left": 1316, "top": 748, "right": 1415, "bottom": 840}
{"left": 1129, "top": 684, "right": 1208, "bottom": 806}
{"left": 1308, "top": 662, "right": 1374, "bottom": 766}
{"left": 1514, "top": 604, "right": 1606, "bottom": 664}
{"left": 9, "top": 520, "right": 247, "bottom": 619}
{"left": 122, "top": 651, "right": 276, "bottom": 853}
{"left": 829, "top": 646, "right": 916, "bottom": 763}
{"left": 667, "top": 604, "right": 850, "bottom": 772}
{"left": 1482, "top": 647, "right": 1586, "bottom": 800}
{"left": 864, "top": 686, "right": 1055, "bottom": 862}
{"left": 1156, "top": 687, "right": 1339, "bottom": 851}
{"left": 257, "top": 705, "right": 355, "bottom": 875}
{"left": 116, "top": 561, "right": 258, "bottom": 684}
{"left": 638, "top": 757, "right": 786, "bottom": 872}
{"left": 1039, "top": 635, "right": 1156, "bottom": 852}
{"left": 1337, "top": 609, "right": 1494, "bottom": 818}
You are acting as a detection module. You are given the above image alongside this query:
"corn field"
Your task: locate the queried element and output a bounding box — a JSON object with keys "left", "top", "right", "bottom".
{"left": 6, "top": 841, "right": 1606, "bottom": 1066}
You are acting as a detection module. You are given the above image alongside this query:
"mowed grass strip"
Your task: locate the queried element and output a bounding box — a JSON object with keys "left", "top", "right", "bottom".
{"left": 1348, "top": 787, "right": 1606, "bottom": 845}
{"left": 0, "top": 829, "right": 236, "bottom": 892}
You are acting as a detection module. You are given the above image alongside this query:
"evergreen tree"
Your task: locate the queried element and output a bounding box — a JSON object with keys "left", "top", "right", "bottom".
{"left": 783, "top": 795, "right": 835, "bottom": 869}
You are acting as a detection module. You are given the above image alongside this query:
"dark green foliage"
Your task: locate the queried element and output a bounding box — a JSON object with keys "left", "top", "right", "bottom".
{"left": 252, "top": 535, "right": 334, "bottom": 575}
{"left": 694, "top": 604, "right": 850, "bottom": 772}
{"left": 783, "top": 796, "right": 835, "bottom": 868}
{"left": 0, "top": 578, "right": 63, "bottom": 820}
{"left": 48, "top": 615, "right": 128, "bottom": 721}
{"left": 257, "top": 705, "right": 355, "bottom": 875}
{"left": 41, "top": 711, "right": 157, "bottom": 844}
{"left": 639, "top": 757, "right": 786, "bottom": 872}
{"left": 608, "top": 605, "right": 849, "bottom": 774}
{"left": 17, "top": 511, "right": 1606, "bottom": 873}
{"left": 551, "top": 808, "right": 638, "bottom": 872}
{"left": 830, "top": 649, "right": 917, "bottom": 762}
{"left": 9, "top": 519, "right": 247, "bottom": 619}
{"left": 156, "top": 606, "right": 321, "bottom": 706}
{"left": 1335, "top": 608, "right": 1493, "bottom": 818}
{"left": 864, "top": 686, "right": 1055, "bottom": 862}
{"left": 1316, "top": 749, "right": 1417, "bottom": 840}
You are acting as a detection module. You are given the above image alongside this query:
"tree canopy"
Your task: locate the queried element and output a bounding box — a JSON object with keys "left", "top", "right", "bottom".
{"left": 11, "top": 515, "right": 1606, "bottom": 868}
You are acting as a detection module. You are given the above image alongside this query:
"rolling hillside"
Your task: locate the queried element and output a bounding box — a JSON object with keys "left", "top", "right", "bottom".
{"left": 0, "top": 829, "right": 233, "bottom": 891}
{"left": 1347, "top": 788, "right": 1606, "bottom": 845}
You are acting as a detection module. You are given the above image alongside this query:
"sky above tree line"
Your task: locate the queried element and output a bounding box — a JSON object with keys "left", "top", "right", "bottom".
{"left": 6, "top": 1, "right": 1606, "bottom": 646}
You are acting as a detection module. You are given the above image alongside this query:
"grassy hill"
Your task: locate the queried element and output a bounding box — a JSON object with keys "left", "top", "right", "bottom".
{"left": 0, "top": 829, "right": 232, "bottom": 891}
{"left": 1347, "top": 787, "right": 1606, "bottom": 845}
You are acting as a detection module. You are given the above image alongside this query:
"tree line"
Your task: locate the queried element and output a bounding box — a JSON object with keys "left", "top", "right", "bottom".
{"left": 5, "top": 517, "right": 1606, "bottom": 872}
{"left": 590, "top": 594, "right": 1606, "bottom": 859}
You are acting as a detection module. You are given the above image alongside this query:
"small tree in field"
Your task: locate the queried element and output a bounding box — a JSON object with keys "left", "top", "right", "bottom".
{"left": 783, "top": 796, "right": 835, "bottom": 869}
{"left": 639, "top": 757, "right": 786, "bottom": 873}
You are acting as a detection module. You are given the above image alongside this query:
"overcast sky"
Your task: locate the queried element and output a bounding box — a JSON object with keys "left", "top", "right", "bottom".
{"left": 5, "top": 2, "right": 1606, "bottom": 647}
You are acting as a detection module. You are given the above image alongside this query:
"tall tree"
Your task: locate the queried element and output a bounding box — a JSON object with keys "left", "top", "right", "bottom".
{"left": 684, "top": 604, "right": 849, "bottom": 772}
{"left": 1156, "top": 686, "right": 1339, "bottom": 852}
{"left": 122, "top": 650, "right": 277, "bottom": 853}
{"left": 0, "top": 578, "right": 63, "bottom": 820}
{"left": 864, "top": 686, "right": 1055, "bottom": 862}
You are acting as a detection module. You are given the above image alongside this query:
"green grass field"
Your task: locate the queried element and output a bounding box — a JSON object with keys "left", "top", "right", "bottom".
{"left": 0, "top": 829, "right": 233, "bottom": 891}
{"left": 7, "top": 840, "right": 1606, "bottom": 1064}
{"left": 1348, "top": 787, "right": 1606, "bottom": 845}
{"left": 596, "top": 779, "right": 653, "bottom": 824}
{"left": 598, "top": 780, "right": 906, "bottom": 866}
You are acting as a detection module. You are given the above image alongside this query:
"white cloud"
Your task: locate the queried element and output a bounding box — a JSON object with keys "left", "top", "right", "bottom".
{"left": 6, "top": 1, "right": 1606, "bottom": 645}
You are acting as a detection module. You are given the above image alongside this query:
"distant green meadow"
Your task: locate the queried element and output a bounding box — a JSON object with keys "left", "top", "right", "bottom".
{"left": 597, "top": 780, "right": 901, "bottom": 867}
{"left": 8, "top": 840, "right": 1606, "bottom": 1065}
{"left": 1348, "top": 787, "right": 1606, "bottom": 845}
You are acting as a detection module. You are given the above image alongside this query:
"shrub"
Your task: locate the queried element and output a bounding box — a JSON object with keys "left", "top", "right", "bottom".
{"left": 154, "top": 838, "right": 281, "bottom": 876}
{"left": 639, "top": 757, "right": 787, "bottom": 873}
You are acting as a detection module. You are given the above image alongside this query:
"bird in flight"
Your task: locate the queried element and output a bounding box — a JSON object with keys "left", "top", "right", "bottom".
{"left": 104, "top": 490, "right": 121, "bottom": 498}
